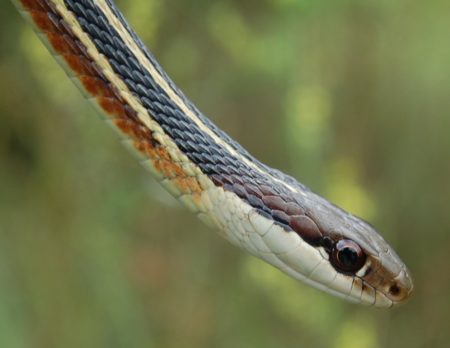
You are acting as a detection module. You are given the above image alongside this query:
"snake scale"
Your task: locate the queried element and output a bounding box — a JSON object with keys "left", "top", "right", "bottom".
{"left": 11, "top": 0, "right": 413, "bottom": 307}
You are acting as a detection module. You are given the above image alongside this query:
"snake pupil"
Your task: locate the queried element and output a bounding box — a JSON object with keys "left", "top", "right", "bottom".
{"left": 338, "top": 247, "right": 358, "bottom": 267}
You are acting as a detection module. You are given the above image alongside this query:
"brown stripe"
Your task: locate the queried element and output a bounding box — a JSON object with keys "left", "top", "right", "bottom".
{"left": 19, "top": 0, "right": 203, "bottom": 196}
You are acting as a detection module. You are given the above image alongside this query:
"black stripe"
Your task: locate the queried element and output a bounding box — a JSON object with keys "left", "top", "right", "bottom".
{"left": 102, "top": 0, "right": 268, "bottom": 169}
{"left": 102, "top": 0, "right": 312, "bottom": 201}
{"left": 63, "top": 0, "right": 334, "bottom": 244}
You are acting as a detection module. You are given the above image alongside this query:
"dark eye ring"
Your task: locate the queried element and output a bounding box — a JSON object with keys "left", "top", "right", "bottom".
{"left": 330, "top": 239, "right": 366, "bottom": 274}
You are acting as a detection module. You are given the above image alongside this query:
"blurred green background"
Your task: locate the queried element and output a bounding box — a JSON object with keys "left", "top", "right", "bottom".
{"left": 1, "top": 0, "right": 449, "bottom": 347}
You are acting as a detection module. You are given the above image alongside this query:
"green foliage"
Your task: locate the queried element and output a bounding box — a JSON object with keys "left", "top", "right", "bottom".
{"left": 1, "top": 0, "right": 449, "bottom": 347}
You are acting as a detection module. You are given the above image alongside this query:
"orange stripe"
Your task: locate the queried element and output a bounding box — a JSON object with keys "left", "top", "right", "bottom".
{"left": 19, "top": 0, "right": 203, "bottom": 196}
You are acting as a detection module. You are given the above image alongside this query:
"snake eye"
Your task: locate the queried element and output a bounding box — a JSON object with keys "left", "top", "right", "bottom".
{"left": 331, "top": 239, "right": 366, "bottom": 274}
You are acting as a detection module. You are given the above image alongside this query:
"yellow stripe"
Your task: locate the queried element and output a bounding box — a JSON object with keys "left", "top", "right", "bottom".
{"left": 48, "top": 0, "right": 214, "bottom": 194}
{"left": 94, "top": 0, "right": 302, "bottom": 195}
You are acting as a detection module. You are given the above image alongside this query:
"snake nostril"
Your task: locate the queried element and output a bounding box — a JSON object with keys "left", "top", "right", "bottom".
{"left": 387, "top": 270, "right": 414, "bottom": 304}
{"left": 389, "top": 284, "right": 401, "bottom": 297}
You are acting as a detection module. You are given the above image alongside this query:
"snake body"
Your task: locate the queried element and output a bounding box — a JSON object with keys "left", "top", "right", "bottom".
{"left": 12, "top": 0, "right": 413, "bottom": 307}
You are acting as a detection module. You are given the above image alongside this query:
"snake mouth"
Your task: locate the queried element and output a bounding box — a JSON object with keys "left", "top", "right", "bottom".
{"left": 359, "top": 263, "right": 414, "bottom": 307}
{"left": 358, "top": 254, "right": 414, "bottom": 307}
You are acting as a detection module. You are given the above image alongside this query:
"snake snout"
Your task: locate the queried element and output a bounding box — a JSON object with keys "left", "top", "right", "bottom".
{"left": 386, "top": 269, "right": 414, "bottom": 305}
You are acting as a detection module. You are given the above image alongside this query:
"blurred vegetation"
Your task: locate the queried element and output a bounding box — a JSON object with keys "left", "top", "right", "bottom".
{"left": 1, "top": 0, "right": 449, "bottom": 347}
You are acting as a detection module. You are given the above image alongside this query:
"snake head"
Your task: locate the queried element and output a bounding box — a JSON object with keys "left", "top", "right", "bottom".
{"left": 287, "top": 191, "right": 414, "bottom": 307}
{"left": 220, "top": 174, "right": 413, "bottom": 307}
{"left": 239, "top": 172, "right": 414, "bottom": 307}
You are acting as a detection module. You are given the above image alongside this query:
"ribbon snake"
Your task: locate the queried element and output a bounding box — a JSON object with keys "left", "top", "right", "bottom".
{"left": 12, "top": 0, "right": 413, "bottom": 307}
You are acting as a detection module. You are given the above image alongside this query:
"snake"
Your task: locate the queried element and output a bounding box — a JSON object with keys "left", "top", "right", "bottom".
{"left": 11, "top": 0, "right": 413, "bottom": 307}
